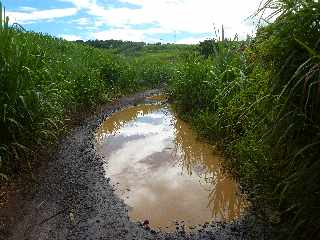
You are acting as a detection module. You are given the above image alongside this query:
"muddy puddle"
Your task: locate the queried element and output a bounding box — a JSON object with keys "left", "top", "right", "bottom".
{"left": 96, "top": 96, "right": 246, "bottom": 231}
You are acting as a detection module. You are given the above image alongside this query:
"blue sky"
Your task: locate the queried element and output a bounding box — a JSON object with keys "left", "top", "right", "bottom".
{"left": 6, "top": 0, "right": 262, "bottom": 43}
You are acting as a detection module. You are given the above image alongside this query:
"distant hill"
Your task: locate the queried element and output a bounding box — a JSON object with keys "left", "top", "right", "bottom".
{"left": 74, "top": 39, "right": 194, "bottom": 55}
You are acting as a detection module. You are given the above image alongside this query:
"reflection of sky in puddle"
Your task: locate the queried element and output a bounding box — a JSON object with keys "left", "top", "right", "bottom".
{"left": 96, "top": 103, "right": 246, "bottom": 231}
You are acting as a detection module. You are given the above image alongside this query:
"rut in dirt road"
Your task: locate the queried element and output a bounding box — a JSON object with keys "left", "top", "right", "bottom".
{"left": 6, "top": 91, "right": 267, "bottom": 240}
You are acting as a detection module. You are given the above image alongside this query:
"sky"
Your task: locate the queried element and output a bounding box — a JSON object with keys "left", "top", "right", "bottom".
{"left": 5, "top": 0, "right": 263, "bottom": 44}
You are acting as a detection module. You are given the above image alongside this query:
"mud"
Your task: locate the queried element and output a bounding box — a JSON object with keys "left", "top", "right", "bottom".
{"left": 96, "top": 101, "right": 246, "bottom": 231}
{"left": 2, "top": 90, "right": 269, "bottom": 240}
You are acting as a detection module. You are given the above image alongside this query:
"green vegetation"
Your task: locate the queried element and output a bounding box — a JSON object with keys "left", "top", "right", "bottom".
{"left": 0, "top": 2, "right": 184, "bottom": 179}
{"left": 169, "top": 0, "right": 320, "bottom": 239}
{"left": 81, "top": 39, "right": 194, "bottom": 56}
{"left": 1, "top": 0, "right": 319, "bottom": 239}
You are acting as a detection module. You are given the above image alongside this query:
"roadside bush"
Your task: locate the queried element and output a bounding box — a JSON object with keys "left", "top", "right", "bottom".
{"left": 169, "top": 0, "right": 320, "bottom": 238}
{"left": 0, "top": 7, "right": 143, "bottom": 177}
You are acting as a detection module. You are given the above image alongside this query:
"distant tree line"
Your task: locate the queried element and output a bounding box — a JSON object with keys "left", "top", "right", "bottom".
{"left": 76, "top": 39, "right": 146, "bottom": 51}
{"left": 74, "top": 39, "right": 189, "bottom": 54}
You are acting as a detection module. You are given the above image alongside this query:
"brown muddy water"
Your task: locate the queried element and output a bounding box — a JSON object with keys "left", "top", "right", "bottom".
{"left": 96, "top": 96, "right": 246, "bottom": 231}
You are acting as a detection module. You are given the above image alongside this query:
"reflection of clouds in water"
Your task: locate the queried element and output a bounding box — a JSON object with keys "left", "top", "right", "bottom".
{"left": 106, "top": 134, "right": 171, "bottom": 176}
{"left": 96, "top": 103, "right": 246, "bottom": 230}
{"left": 96, "top": 104, "right": 165, "bottom": 142}
{"left": 120, "top": 121, "right": 170, "bottom": 138}
{"left": 104, "top": 108, "right": 175, "bottom": 177}
{"left": 105, "top": 110, "right": 173, "bottom": 138}
{"left": 101, "top": 134, "right": 145, "bottom": 156}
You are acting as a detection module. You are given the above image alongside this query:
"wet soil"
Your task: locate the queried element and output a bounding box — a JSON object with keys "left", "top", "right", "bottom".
{"left": 1, "top": 90, "right": 268, "bottom": 240}
{"left": 96, "top": 101, "right": 246, "bottom": 231}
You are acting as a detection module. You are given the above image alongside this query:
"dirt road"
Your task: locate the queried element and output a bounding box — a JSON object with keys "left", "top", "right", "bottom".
{"left": 3, "top": 90, "right": 265, "bottom": 240}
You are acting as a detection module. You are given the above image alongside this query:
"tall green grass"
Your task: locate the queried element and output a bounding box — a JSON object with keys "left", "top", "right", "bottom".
{"left": 0, "top": 2, "right": 175, "bottom": 178}
{"left": 169, "top": 0, "right": 320, "bottom": 238}
{"left": 0, "top": 28, "right": 131, "bottom": 176}
{"left": 253, "top": 0, "right": 320, "bottom": 238}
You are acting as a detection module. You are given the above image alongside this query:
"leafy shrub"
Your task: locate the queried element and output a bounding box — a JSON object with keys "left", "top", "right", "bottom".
{"left": 0, "top": 7, "right": 148, "bottom": 176}
{"left": 169, "top": 1, "right": 320, "bottom": 238}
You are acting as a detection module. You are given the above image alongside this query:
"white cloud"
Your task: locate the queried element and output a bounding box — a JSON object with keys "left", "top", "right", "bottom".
{"left": 7, "top": 8, "right": 78, "bottom": 24}
{"left": 9, "top": 0, "right": 263, "bottom": 42}
{"left": 176, "top": 36, "right": 210, "bottom": 44}
{"left": 59, "top": 0, "right": 97, "bottom": 9}
{"left": 72, "top": 17, "right": 90, "bottom": 26}
{"left": 61, "top": 0, "right": 261, "bottom": 41}
{"left": 59, "top": 34, "right": 82, "bottom": 41}
{"left": 18, "top": 7, "right": 38, "bottom": 12}
{"left": 91, "top": 28, "right": 154, "bottom": 42}
{"left": 91, "top": 27, "right": 210, "bottom": 44}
